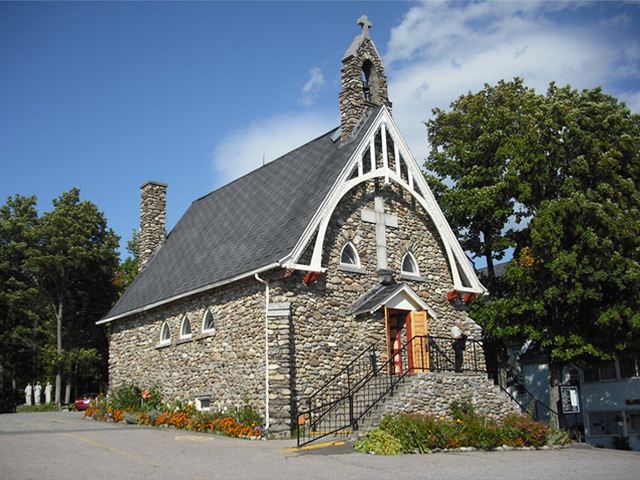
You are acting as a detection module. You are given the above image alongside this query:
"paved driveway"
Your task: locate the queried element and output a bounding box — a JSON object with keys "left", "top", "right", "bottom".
{"left": 1, "top": 411, "right": 638, "bottom": 480}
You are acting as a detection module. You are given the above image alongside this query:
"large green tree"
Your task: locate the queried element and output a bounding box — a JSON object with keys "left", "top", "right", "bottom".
{"left": 25, "top": 189, "right": 120, "bottom": 404}
{"left": 424, "top": 78, "right": 544, "bottom": 292}
{"left": 0, "top": 195, "right": 51, "bottom": 411}
{"left": 114, "top": 229, "right": 139, "bottom": 295}
{"left": 426, "top": 80, "right": 640, "bottom": 426}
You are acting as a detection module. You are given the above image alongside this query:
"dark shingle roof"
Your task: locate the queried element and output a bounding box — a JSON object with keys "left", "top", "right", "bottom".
{"left": 104, "top": 110, "right": 380, "bottom": 321}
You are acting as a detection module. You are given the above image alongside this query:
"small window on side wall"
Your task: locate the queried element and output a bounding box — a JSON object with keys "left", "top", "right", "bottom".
{"left": 202, "top": 309, "right": 215, "bottom": 333}
{"left": 180, "top": 315, "right": 192, "bottom": 339}
{"left": 160, "top": 322, "right": 171, "bottom": 345}
{"left": 340, "top": 242, "right": 360, "bottom": 266}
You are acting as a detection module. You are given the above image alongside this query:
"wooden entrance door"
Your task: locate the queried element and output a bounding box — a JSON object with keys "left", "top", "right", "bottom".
{"left": 385, "top": 310, "right": 404, "bottom": 375}
{"left": 385, "top": 308, "right": 429, "bottom": 374}
{"left": 406, "top": 311, "right": 429, "bottom": 372}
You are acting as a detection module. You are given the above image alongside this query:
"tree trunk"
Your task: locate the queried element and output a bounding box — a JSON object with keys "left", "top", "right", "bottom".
{"left": 54, "top": 302, "right": 63, "bottom": 405}
{"left": 548, "top": 362, "right": 563, "bottom": 430}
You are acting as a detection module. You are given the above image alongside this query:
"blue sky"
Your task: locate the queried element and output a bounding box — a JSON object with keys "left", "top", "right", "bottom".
{"left": 2, "top": 1, "right": 639, "bottom": 267}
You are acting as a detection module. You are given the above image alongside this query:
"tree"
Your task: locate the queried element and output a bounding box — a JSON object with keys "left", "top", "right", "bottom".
{"left": 0, "top": 195, "right": 51, "bottom": 411}
{"left": 424, "top": 78, "right": 544, "bottom": 292}
{"left": 25, "top": 189, "right": 120, "bottom": 403}
{"left": 426, "top": 80, "right": 640, "bottom": 426}
{"left": 114, "top": 229, "right": 140, "bottom": 294}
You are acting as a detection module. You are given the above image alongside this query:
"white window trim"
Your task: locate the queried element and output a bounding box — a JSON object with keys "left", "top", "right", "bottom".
{"left": 401, "top": 251, "right": 419, "bottom": 275}
{"left": 180, "top": 314, "right": 192, "bottom": 340}
{"left": 160, "top": 321, "right": 171, "bottom": 346}
{"left": 202, "top": 309, "right": 216, "bottom": 334}
{"left": 339, "top": 242, "right": 367, "bottom": 274}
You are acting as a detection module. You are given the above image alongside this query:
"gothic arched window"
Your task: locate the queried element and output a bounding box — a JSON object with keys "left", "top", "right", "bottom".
{"left": 202, "top": 309, "right": 215, "bottom": 333}
{"left": 180, "top": 315, "right": 192, "bottom": 339}
{"left": 340, "top": 242, "right": 360, "bottom": 266}
{"left": 401, "top": 252, "right": 419, "bottom": 276}
{"left": 160, "top": 321, "right": 171, "bottom": 345}
{"left": 362, "top": 60, "right": 373, "bottom": 101}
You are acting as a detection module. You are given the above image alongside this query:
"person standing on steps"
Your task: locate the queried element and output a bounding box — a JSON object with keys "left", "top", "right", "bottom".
{"left": 451, "top": 319, "right": 467, "bottom": 372}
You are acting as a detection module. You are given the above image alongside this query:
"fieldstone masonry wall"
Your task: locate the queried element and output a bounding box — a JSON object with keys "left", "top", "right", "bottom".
{"left": 340, "top": 37, "right": 391, "bottom": 139}
{"left": 381, "top": 373, "right": 520, "bottom": 420}
{"left": 266, "top": 302, "right": 293, "bottom": 435}
{"left": 108, "top": 279, "right": 269, "bottom": 416}
{"left": 110, "top": 177, "right": 492, "bottom": 435}
{"left": 139, "top": 181, "right": 167, "bottom": 270}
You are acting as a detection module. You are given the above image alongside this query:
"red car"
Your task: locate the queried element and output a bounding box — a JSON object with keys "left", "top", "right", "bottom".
{"left": 74, "top": 393, "right": 98, "bottom": 410}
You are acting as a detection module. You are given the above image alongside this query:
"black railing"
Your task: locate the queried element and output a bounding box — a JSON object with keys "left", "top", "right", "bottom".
{"left": 495, "top": 373, "right": 559, "bottom": 424}
{"left": 296, "top": 335, "right": 484, "bottom": 447}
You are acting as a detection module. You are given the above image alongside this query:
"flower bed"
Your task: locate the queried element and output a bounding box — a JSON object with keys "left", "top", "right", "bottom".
{"left": 83, "top": 385, "right": 264, "bottom": 439}
{"left": 354, "top": 402, "right": 569, "bottom": 455}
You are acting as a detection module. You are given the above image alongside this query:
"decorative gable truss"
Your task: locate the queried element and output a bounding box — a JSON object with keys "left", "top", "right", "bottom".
{"left": 280, "top": 107, "right": 487, "bottom": 295}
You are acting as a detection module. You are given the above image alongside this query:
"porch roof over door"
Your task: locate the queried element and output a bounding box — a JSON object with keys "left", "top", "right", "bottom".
{"left": 349, "top": 283, "right": 437, "bottom": 318}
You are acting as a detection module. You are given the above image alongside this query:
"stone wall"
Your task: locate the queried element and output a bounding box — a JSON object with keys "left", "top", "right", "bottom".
{"left": 139, "top": 181, "right": 167, "bottom": 270}
{"left": 340, "top": 37, "right": 391, "bottom": 139}
{"left": 108, "top": 278, "right": 269, "bottom": 416}
{"left": 267, "top": 178, "right": 484, "bottom": 417}
{"left": 381, "top": 373, "right": 521, "bottom": 420}
{"left": 108, "top": 178, "right": 484, "bottom": 435}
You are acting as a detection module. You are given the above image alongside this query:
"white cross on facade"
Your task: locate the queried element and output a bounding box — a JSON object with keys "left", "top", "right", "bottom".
{"left": 361, "top": 196, "right": 398, "bottom": 270}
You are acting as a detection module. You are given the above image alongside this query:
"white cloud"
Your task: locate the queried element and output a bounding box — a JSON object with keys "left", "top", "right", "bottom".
{"left": 211, "top": 111, "right": 337, "bottom": 187}
{"left": 298, "top": 67, "right": 326, "bottom": 107}
{"left": 382, "top": 0, "right": 640, "bottom": 166}
{"left": 209, "top": 0, "right": 640, "bottom": 193}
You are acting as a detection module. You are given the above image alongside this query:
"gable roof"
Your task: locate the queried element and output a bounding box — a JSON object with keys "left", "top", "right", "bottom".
{"left": 350, "top": 283, "right": 437, "bottom": 318}
{"left": 101, "top": 109, "right": 381, "bottom": 323}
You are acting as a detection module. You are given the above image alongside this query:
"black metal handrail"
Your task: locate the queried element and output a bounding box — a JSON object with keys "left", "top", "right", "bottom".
{"left": 296, "top": 335, "right": 484, "bottom": 447}
{"left": 494, "top": 367, "right": 559, "bottom": 424}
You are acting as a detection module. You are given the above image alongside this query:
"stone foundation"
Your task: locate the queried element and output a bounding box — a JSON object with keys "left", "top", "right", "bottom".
{"left": 381, "top": 373, "right": 520, "bottom": 420}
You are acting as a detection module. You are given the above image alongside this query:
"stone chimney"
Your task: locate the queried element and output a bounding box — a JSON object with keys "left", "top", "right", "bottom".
{"left": 339, "top": 15, "right": 392, "bottom": 140}
{"left": 139, "top": 181, "right": 167, "bottom": 271}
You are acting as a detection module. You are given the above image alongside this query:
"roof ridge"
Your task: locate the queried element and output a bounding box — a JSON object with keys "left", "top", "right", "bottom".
{"left": 191, "top": 126, "right": 340, "bottom": 206}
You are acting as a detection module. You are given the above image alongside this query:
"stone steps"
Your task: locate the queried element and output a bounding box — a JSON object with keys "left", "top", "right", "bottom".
{"left": 311, "top": 372, "right": 521, "bottom": 443}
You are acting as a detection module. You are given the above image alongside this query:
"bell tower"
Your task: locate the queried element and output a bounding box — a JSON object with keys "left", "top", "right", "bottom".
{"left": 339, "top": 15, "right": 392, "bottom": 140}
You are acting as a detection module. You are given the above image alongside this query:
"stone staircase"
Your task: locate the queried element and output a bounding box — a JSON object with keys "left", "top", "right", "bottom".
{"left": 316, "top": 371, "right": 521, "bottom": 443}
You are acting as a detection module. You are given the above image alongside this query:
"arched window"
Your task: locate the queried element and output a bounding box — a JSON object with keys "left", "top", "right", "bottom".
{"left": 160, "top": 322, "right": 171, "bottom": 345}
{"left": 362, "top": 60, "right": 375, "bottom": 101}
{"left": 180, "top": 315, "right": 192, "bottom": 339}
{"left": 340, "top": 242, "right": 360, "bottom": 266}
{"left": 202, "top": 309, "right": 215, "bottom": 333}
{"left": 401, "top": 252, "right": 419, "bottom": 275}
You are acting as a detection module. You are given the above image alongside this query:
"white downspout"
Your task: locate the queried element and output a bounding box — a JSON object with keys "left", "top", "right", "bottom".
{"left": 254, "top": 273, "right": 270, "bottom": 431}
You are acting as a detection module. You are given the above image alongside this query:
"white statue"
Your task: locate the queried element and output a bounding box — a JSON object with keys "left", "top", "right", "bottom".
{"left": 34, "top": 382, "right": 42, "bottom": 405}
{"left": 44, "top": 382, "right": 52, "bottom": 404}
{"left": 24, "top": 383, "right": 33, "bottom": 406}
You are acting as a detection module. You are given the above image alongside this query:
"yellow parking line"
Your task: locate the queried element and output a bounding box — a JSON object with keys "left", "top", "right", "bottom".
{"left": 45, "top": 418, "right": 83, "bottom": 425}
{"left": 280, "top": 440, "right": 345, "bottom": 453}
{"left": 11, "top": 417, "right": 205, "bottom": 479}
{"left": 9, "top": 418, "right": 53, "bottom": 431}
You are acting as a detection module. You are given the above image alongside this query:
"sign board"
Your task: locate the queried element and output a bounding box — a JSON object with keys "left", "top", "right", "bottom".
{"left": 560, "top": 386, "right": 580, "bottom": 414}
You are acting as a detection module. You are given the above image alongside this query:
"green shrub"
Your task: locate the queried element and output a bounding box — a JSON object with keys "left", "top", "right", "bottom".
{"left": 17, "top": 403, "right": 59, "bottom": 413}
{"left": 354, "top": 428, "right": 404, "bottom": 455}
{"left": 379, "top": 414, "right": 437, "bottom": 453}
{"left": 450, "top": 398, "right": 475, "bottom": 420}
{"left": 232, "top": 397, "right": 263, "bottom": 427}
{"left": 109, "top": 383, "right": 163, "bottom": 412}
{"left": 109, "top": 383, "right": 141, "bottom": 411}
{"left": 355, "top": 408, "right": 568, "bottom": 455}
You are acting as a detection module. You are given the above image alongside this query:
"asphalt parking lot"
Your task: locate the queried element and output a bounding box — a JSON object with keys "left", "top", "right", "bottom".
{"left": 1, "top": 411, "right": 638, "bottom": 480}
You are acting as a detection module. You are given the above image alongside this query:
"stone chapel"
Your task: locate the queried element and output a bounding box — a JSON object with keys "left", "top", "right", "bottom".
{"left": 100, "top": 16, "right": 517, "bottom": 437}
